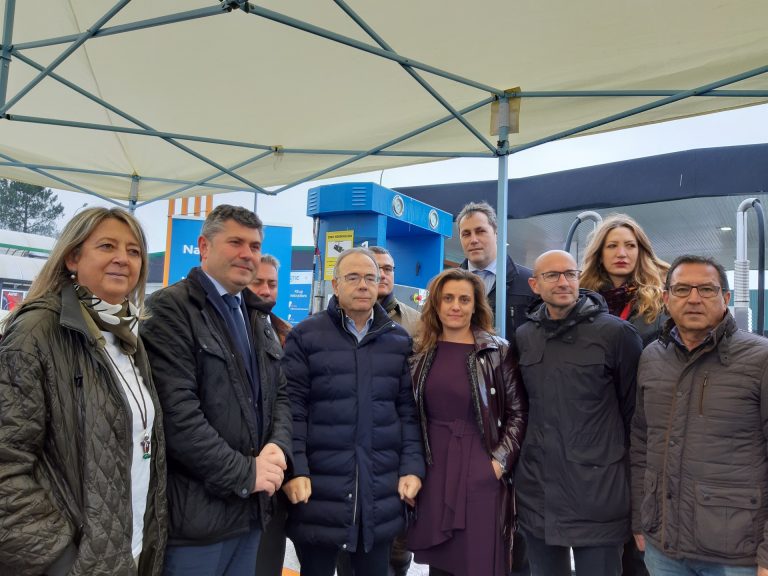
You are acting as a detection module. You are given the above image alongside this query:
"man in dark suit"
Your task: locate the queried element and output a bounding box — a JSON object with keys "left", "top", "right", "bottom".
{"left": 456, "top": 201, "right": 535, "bottom": 341}
{"left": 143, "top": 205, "right": 292, "bottom": 575}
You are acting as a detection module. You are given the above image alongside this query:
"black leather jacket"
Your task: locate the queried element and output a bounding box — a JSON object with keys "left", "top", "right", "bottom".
{"left": 410, "top": 328, "right": 527, "bottom": 472}
{"left": 410, "top": 328, "right": 528, "bottom": 567}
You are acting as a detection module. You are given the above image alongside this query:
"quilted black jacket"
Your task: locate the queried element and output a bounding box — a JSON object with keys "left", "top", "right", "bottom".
{"left": 0, "top": 285, "right": 167, "bottom": 576}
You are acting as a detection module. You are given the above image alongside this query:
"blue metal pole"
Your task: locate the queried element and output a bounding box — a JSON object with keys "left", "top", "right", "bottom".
{"left": 0, "top": 0, "right": 16, "bottom": 108}
{"left": 12, "top": 6, "right": 228, "bottom": 51}
{"left": 4, "top": 115, "right": 270, "bottom": 194}
{"left": 495, "top": 95, "right": 510, "bottom": 337}
{"left": 10, "top": 51, "right": 484, "bottom": 160}
{"left": 278, "top": 149, "right": 492, "bottom": 158}
{"left": 0, "top": 160, "right": 247, "bottom": 191}
{"left": 512, "top": 89, "right": 768, "bottom": 98}
{"left": 0, "top": 151, "right": 124, "bottom": 205}
{"left": 128, "top": 175, "right": 139, "bottom": 213}
{"left": 0, "top": 0, "right": 131, "bottom": 116}
{"left": 332, "top": 0, "right": 497, "bottom": 154}
{"left": 274, "top": 95, "right": 495, "bottom": 193}
{"left": 5, "top": 112, "right": 269, "bottom": 151}
{"left": 240, "top": 2, "right": 504, "bottom": 97}
{"left": 143, "top": 149, "right": 275, "bottom": 206}
{"left": 509, "top": 64, "right": 768, "bottom": 155}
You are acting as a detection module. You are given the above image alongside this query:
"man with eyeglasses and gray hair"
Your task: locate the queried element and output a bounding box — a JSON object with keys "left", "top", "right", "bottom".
{"left": 280, "top": 247, "right": 424, "bottom": 576}
{"left": 514, "top": 250, "right": 643, "bottom": 576}
{"left": 631, "top": 255, "right": 768, "bottom": 576}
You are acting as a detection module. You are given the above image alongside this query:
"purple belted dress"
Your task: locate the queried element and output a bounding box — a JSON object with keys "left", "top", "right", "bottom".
{"left": 407, "top": 341, "right": 505, "bottom": 576}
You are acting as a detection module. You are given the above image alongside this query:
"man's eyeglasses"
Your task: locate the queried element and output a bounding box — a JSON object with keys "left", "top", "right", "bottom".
{"left": 379, "top": 265, "right": 395, "bottom": 274}
{"left": 537, "top": 270, "right": 581, "bottom": 283}
{"left": 339, "top": 273, "right": 380, "bottom": 286}
{"left": 668, "top": 284, "right": 722, "bottom": 298}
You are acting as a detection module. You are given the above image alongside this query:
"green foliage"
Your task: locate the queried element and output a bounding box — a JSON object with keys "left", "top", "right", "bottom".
{"left": 0, "top": 179, "right": 64, "bottom": 236}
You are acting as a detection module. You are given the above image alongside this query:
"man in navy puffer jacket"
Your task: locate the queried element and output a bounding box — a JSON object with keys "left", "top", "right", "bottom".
{"left": 281, "top": 248, "right": 425, "bottom": 576}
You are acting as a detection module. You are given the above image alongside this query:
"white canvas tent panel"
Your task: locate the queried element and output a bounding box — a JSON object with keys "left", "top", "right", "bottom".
{"left": 0, "top": 0, "right": 766, "bottom": 203}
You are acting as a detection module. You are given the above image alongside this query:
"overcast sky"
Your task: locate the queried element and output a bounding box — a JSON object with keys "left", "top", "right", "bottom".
{"left": 56, "top": 102, "right": 768, "bottom": 252}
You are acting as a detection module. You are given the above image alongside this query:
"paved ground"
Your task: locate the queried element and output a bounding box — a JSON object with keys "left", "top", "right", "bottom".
{"left": 282, "top": 540, "right": 428, "bottom": 575}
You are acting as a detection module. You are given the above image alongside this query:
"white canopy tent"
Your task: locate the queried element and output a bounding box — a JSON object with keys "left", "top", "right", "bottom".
{"left": 0, "top": 0, "right": 766, "bottom": 205}
{"left": 1, "top": 0, "right": 766, "bottom": 333}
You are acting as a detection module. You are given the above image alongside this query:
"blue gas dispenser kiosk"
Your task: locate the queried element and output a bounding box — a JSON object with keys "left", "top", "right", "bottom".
{"left": 307, "top": 182, "right": 452, "bottom": 312}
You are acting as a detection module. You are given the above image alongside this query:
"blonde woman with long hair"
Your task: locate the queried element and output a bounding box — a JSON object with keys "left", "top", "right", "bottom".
{"left": 0, "top": 207, "right": 166, "bottom": 576}
{"left": 581, "top": 214, "right": 669, "bottom": 347}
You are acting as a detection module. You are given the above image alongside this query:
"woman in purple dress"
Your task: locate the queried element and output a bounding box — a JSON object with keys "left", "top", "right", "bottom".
{"left": 408, "top": 268, "right": 528, "bottom": 576}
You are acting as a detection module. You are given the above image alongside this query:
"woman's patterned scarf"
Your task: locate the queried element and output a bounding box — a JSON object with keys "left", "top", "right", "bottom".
{"left": 600, "top": 282, "right": 637, "bottom": 320}
{"left": 74, "top": 283, "right": 138, "bottom": 355}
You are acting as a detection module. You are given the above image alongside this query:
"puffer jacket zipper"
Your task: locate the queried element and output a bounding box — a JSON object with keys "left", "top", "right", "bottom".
{"left": 336, "top": 308, "right": 394, "bottom": 543}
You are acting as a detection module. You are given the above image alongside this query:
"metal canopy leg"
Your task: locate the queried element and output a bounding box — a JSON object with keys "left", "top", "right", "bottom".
{"left": 496, "top": 94, "right": 510, "bottom": 337}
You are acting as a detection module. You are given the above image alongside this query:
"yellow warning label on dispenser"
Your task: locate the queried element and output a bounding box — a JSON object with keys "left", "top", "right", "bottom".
{"left": 324, "top": 230, "right": 354, "bottom": 280}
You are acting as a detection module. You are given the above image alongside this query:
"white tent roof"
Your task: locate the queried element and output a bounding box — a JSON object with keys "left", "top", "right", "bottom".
{"left": 0, "top": 0, "right": 766, "bottom": 206}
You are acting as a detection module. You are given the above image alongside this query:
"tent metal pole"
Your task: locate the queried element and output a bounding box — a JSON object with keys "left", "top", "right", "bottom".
{"left": 4, "top": 114, "right": 270, "bottom": 194}
{"left": 0, "top": 161, "right": 246, "bottom": 191}
{"left": 495, "top": 95, "right": 510, "bottom": 338}
{"left": 241, "top": 2, "right": 504, "bottom": 96}
{"left": 0, "top": 151, "right": 123, "bottom": 205}
{"left": 148, "top": 150, "right": 275, "bottom": 204}
{"left": 515, "top": 89, "right": 768, "bottom": 98}
{"left": 332, "top": 0, "right": 497, "bottom": 154}
{"left": 274, "top": 96, "right": 494, "bottom": 194}
{"left": 6, "top": 39, "right": 271, "bottom": 196}
{"left": 0, "top": 0, "right": 131, "bottom": 116}
{"left": 13, "top": 6, "right": 228, "bottom": 51}
{"left": 0, "top": 0, "right": 16, "bottom": 108}
{"left": 280, "top": 149, "right": 492, "bottom": 158}
{"left": 6, "top": 106, "right": 485, "bottom": 158}
{"left": 6, "top": 112, "right": 271, "bottom": 151}
{"left": 128, "top": 175, "right": 139, "bottom": 213}
{"left": 509, "top": 64, "right": 768, "bottom": 155}
{"left": 10, "top": 53, "right": 491, "bottom": 159}
{"left": 11, "top": 51, "right": 274, "bottom": 151}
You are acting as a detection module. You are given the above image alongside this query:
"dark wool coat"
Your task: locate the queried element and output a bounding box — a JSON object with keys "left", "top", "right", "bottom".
{"left": 142, "top": 267, "right": 292, "bottom": 545}
{"left": 0, "top": 285, "right": 167, "bottom": 576}
{"left": 282, "top": 296, "right": 425, "bottom": 553}
{"left": 515, "top": 290, "right": 642, "bottom": 547}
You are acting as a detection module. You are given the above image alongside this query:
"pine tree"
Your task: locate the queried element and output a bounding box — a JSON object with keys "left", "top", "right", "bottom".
{"left": 0, "top": 179, "right": 64, "bottom": 236}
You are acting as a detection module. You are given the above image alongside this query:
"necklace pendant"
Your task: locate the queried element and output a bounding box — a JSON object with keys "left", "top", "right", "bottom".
{"left": 141, "top": 433, "right": 151, "bottom": 460}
